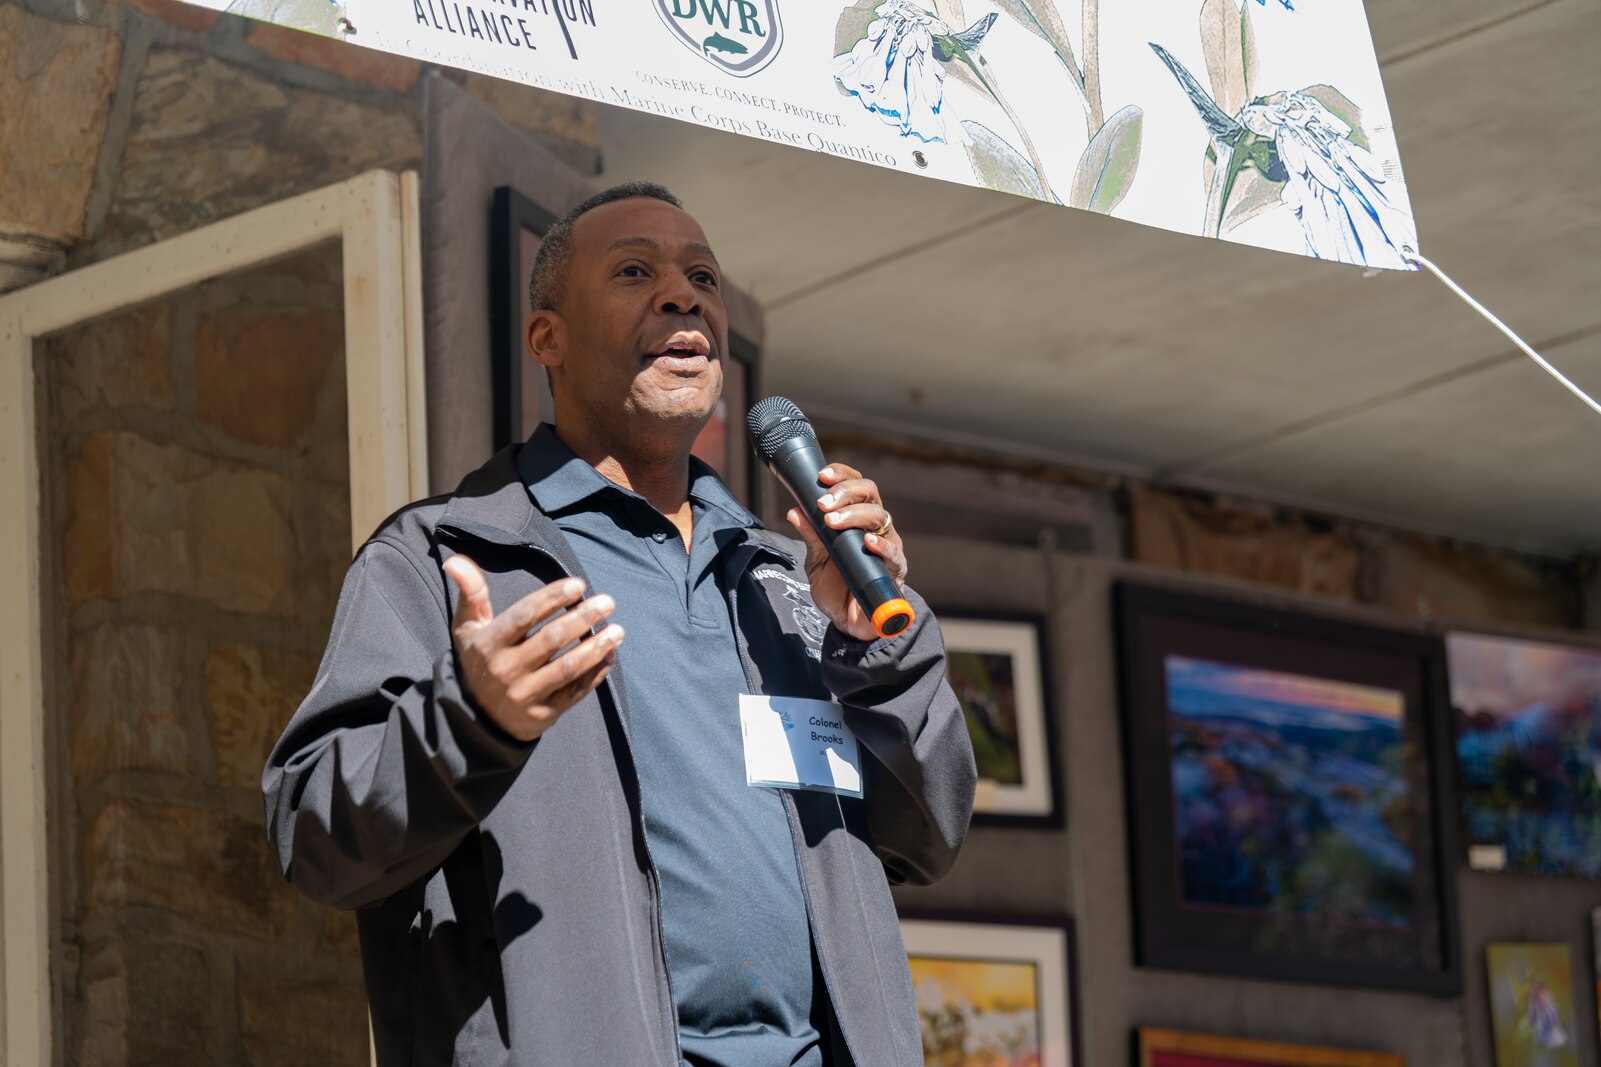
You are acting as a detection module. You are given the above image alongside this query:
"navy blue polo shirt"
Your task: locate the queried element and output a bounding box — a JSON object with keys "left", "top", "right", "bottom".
{"left": 517, "top": 425, "right": 825, "bottom": 1067}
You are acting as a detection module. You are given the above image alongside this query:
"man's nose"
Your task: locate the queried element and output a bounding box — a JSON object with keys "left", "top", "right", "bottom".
{"left": 656, "top": 271, "right": 701, "bottom": 317}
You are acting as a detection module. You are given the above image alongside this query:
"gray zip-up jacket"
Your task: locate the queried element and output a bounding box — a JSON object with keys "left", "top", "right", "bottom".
{"left": 263, "top": 446, "right": 977, "bottom": 1066}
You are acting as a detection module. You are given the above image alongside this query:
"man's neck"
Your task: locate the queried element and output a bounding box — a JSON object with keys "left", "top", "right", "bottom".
{"left": 553, "top": 423, "right": 696, "bottom": 542}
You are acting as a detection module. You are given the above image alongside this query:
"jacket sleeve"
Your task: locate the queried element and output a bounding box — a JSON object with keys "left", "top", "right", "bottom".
{"left": 262, "top": 537, "right": 535, "bottom": 909}
{"left": 820, "top": 588, "right": 977, "bottom": 886}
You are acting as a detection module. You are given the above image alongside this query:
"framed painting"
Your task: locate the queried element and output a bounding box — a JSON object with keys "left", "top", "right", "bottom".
{"left": 1592, "top": 908, "right": 1601, "bottom": 1041}
{"left": 1114, "top": 584, "right": 1462, "bottom": 994}
{"left": 489, "top": 186, "right": 760, "bottom": 505}
{"left": 900, "top": 914, "right": 1078, "bottom": 1067}
{"left": 939, "top": 613, "right": 1061, "bottom": 827}
{"left": 1486, "top": 943, "right": 1581, "bottom": 1067}
{"left": 1136, "top": 1028, "right": 1404, "bottom": 1067}
{"left": 489, "top": 185, "right": 559, "bottom": 455}
{"left": 1446, "top": 631, "right": 1601, "bottom": 879}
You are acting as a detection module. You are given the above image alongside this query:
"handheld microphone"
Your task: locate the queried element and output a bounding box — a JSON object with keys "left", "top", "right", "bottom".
{"left": 747, "top": 397, "right": 915, "bottom": 640}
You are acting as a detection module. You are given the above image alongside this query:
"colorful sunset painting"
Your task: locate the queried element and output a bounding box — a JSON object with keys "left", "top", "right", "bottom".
{"left": 909, "top": 955, "right": 1041, "bottom": 1067}
{"left": 1447, "top": 632, "right": 1601, "bottom": 878}
{"left": 1164, "top": 656, "right": 1416, "bottom": 927}
{"left": 1487, "top": 943, "right": 1581, "bottom": 1067}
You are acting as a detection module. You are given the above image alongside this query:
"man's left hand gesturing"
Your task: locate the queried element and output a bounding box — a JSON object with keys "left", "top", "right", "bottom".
{"left": 785, "top": 462, "right": 909, "bottom": 643}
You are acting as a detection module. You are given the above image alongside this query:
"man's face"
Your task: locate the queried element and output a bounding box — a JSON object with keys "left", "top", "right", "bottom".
{"left": 535, "top": 197, "right": 727, "bottom": 440}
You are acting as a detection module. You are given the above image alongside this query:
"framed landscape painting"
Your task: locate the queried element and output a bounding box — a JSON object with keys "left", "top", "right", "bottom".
{"left": 939, "top": 614, "right": 1061, "bottom": 827}
{"left": 900, "top": 915, "right": 1077, "bottom": 1067}
{"left": 1114, "top": 584, "right": 1462, "bottom": 994}
{"left": 1136, "top": 1028, "right": 1404, "bottom": 1067}
{"left": 1446, "top": 631, "right": 1601, "bottom": 879}
{"left": 1486, "top": 943, "right": 1581, "bottom": 1067}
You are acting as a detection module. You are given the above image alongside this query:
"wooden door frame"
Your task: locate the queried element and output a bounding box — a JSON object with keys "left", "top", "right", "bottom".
{"left": 0, "top": 168, "right": 429, "bottom": 1066}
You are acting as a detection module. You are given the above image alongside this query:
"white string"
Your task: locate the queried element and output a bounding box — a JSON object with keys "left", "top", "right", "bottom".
{"left": 1402, "top": 247, "right": 1601, "bottom": 417}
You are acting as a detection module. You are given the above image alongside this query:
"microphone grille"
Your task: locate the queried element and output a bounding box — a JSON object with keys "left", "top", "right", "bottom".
{"left": 747, "top": 396, "right": 814, "bottom": 463}
{"left": 747, "top": 395, "right": 805, "bottom": 437}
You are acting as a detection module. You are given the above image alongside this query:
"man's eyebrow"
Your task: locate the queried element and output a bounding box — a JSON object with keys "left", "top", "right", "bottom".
{"left": 603, "top": 236, "right": 659, "bottom": 255}
{"left": 602, "top": 236, "right": 720, "bottom": 264}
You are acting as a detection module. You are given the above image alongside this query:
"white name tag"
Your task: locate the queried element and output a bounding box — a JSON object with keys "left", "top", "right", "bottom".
{"left": 739, "top": 694, "right": 863, "bottom": 798}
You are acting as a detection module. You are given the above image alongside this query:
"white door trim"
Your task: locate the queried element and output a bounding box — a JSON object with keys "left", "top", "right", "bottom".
{"left": 0, "top": 168, "right": 428, "bottom": 1066}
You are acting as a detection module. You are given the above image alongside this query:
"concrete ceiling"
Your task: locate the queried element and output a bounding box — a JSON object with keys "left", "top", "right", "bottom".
{"left": 595, "top": 0, "right": 1601, "bottom": 556}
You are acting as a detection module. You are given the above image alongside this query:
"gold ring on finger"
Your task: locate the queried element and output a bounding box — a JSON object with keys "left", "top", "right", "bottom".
{"left": 874, "top": 515, "right": 893, "bottom": 537}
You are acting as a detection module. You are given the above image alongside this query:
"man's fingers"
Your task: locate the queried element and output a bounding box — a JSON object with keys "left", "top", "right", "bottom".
{"left": 820, "top": 503, "right": 891, "bottom": 535}
{"left": 864, "top": 531, "right": 909, "bottom": 584}
{"left": 816, "top": 478, "right": 880, "bottom": 512}
{"left": 818, "top": 463, "right": 860, "bottom": 486}
{"left": 484, "top": 578, "right": 587, "bottom": 648}
{"left": 504, "top": 594, "right": 617, "bottom": 671}
{"left": 512, "top": 625, "right": 625, "bottom": 705}
{"left": 444, "top": 556, "right": 494, "bottom": 631}
{"left": 547, "top": 651, "right": 618, "bottom": 711}
{"left": 786, "top": 508, "right": 827, "bottom": 556}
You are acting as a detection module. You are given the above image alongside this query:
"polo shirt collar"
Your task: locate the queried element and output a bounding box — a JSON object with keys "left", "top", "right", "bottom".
{"left": 518, "top": 423, "right": 760, "bottom": 529}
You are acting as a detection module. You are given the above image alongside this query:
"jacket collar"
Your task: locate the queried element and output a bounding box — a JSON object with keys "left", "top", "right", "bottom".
{"left": 435, "top": 445, "right": 555, "bottom": 548}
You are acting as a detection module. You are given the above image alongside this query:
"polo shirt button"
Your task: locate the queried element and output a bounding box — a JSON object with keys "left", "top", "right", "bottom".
{"left": 651, "top": 529, "right": 668, "bottom": 543}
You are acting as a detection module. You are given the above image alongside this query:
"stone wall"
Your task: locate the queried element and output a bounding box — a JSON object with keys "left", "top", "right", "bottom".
{"left": 1, "top": 0, "right": 601, "bottom": 290}
{"left": 7, "top": 0, "right": 602, "bottom": 1060}
{"left": 47, "top": 244, "right": 366, "bottom": 1066}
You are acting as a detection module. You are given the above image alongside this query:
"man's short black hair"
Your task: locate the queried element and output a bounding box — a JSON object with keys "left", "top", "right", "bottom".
{"left": 529, "top": 181, "right": 683, "bottom": 313}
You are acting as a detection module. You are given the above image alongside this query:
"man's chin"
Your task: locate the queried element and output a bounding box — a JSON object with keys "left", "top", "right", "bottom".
{"left": 625, "top": 389, "right": 721, "bottom": 431}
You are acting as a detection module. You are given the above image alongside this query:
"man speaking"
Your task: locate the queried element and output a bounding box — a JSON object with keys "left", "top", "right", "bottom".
{"left": 263, "top": 182, "right": 976, "bottom": 1066}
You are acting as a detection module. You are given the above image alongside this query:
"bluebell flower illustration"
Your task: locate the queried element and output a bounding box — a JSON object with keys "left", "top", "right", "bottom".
{"left": 1151, "top": 43, "right": 1416, "bottom": 269}
{"left": 1241, "top": 92, "right": 1415, "bottom": 268}
{"left": 833, "top": 0, "right": 951, "bottom": 143}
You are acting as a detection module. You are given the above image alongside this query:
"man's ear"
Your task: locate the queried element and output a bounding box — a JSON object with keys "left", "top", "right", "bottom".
{"left": 526, "top": 310, "right": 563, "bottom": 371}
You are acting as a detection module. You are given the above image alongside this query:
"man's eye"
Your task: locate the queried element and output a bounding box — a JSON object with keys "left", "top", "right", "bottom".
{"left": 618, "top": 265, "right": 646, "bottom": 278}
{"left": 692, "top": 270, "right": 718, "bottom": 286}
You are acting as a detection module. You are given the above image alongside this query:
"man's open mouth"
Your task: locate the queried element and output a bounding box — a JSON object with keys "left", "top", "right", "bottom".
{"left": 647, "top": 331, "right": 712, "bottom": 371}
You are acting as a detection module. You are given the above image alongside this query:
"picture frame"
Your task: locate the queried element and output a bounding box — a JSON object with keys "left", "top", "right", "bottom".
{"left": 1486, "top": 942, "right": 1582, "bottom": 1067}
{"left": 489, "top": 186, "right": 760, "bottom": 506}
{"left": 939, "top": 612, "right": 1062, "bottom": 827}
{"left": 489, "top": 185, "right": 559, "bottom": 455}
{"left": 1591, "top": 907, "right": 1600, "bottom": 1040}
{"left": 1135, "top": 1028, "right": 1405, "bottom": 1067}
{"left": 1114, "top": 583, "right": 1463, "bottom": 994}
{"left": 899, "top": 913, "right": 1079, "bottom": 1067}
{"left": 1445, "top": 630, "right": 1601, "bottom": 880}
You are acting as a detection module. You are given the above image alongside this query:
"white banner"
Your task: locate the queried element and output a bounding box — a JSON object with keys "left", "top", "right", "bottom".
{"left": 198, "top": 0, "right": 1418, "bottom": 269}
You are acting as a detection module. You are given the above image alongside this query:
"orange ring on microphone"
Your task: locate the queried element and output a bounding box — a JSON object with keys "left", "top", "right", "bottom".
{"left": 871, "top": 598, "right": 915, "bottom": 639}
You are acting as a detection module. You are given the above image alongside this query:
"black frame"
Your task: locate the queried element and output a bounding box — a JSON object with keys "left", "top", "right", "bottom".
{"left": 490, "top": 186, "right": 558, "bottom": 454}
{"left": 1114, "top": 583, "right": 1463, "bottom": 995}
{"left": 897, "top": 909, "right": 1083, "bottom": 1067}
{"left": 490, "top": 186, "right": 761, "bottom": 507}
{"left": 937, "top": 608, "right": 1064, "bottom": 830}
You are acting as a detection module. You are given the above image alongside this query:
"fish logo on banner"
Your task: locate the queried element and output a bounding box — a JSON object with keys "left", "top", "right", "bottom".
{"left": 656, "top": 0, "right": 783, "bottom": 77}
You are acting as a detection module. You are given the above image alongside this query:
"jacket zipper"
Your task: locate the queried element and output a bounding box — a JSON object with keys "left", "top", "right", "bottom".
{"left": 437, "top": 524, "right": 685, "bottom": 1066}
{"left": 725, "top": 557, "right": 866, "bottom": 1067}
